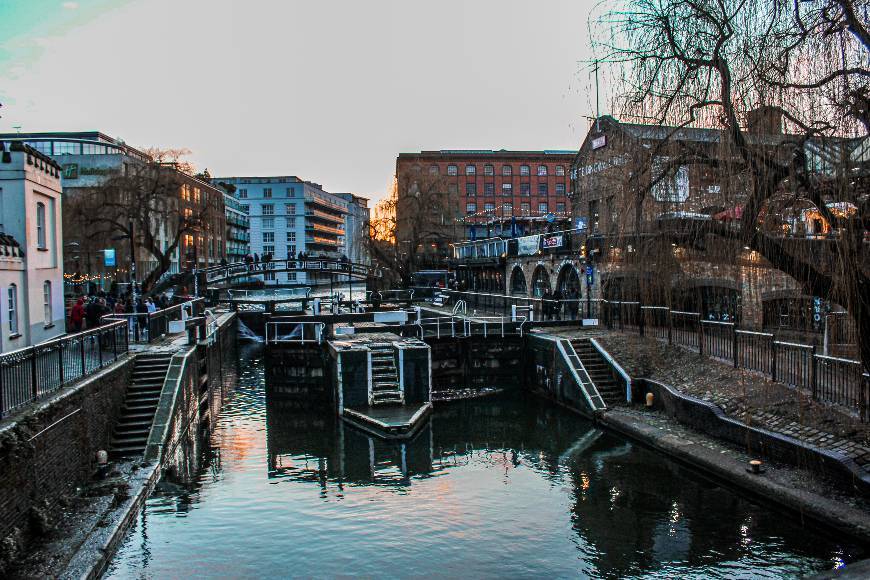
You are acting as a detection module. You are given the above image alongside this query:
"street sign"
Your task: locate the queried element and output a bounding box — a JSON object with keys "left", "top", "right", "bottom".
{"left": 585, "top": 264, "right": 593, "bottom": 276}
{"left": 104, "top": 248, "right": 116, "bottom": 267}
{"left": 546, "top": 213, "right": 556, "bottom": 223}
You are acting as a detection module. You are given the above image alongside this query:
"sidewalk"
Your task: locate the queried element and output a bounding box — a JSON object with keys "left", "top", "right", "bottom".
{"left": 552, "top": 328, "right": 870, "bottom": 474}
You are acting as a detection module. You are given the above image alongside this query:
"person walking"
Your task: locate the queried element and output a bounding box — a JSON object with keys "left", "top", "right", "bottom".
{"left": 552, "top": 288, "right": 564, "bottom": 321}
{"left": 70, "top": 298, "right": 85, "bottom": 332}
{"left": 542, "top": 288, "right": 553, "bottom": 320}
{"left": 567, "top": 288, "right": 579, "bottom": 320}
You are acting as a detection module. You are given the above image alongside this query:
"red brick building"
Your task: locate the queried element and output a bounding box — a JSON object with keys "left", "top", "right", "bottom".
{"left": 395, "top": 149, "right": 576, "bottom": 269}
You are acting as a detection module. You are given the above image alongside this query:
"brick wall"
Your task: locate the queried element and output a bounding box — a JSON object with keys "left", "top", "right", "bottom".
{"left": 0, "top": 357, "right": 134, "bottom": 544}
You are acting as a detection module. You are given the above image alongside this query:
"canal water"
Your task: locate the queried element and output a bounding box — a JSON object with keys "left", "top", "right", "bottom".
{"left": 106, "top": 345, "right": 863, "bottom": 578}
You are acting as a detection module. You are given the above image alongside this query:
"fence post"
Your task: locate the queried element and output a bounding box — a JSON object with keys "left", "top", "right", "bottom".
{"left": 732, "top": 327, "right": 738, "bottom": 368}
{"left": 771, "top": 340, "right": 778, "bottom": 383}
{"left": 698, "top": 317, "right": 704, "bottom": 356}
{"left": 667, "top": 309, "right": 673, "bottom": 345}
{"left": 58, "top": 342, "right": 64, "bottom": 385}
{"left": 638, "top": 303, "right": 645, "bottom": 337}
{"left": 30, "top": 347, "right": 39, "bottom": 399}
{"left": 113, "top": 324, "right": 118, "bottom": 360}
{"left": 81, "top": 335, "right": 87, "bottom": 374}
{"left": 811, "top": 345, "right": 818, "bottom": 401}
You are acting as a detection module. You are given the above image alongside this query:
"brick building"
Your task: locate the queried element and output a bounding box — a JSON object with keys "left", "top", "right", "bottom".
{"left": 395, "top": 149, "right": 576, "bottom": 270}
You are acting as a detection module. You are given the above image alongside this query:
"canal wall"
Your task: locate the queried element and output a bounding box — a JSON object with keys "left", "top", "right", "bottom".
{"left": 524, "top": 333, "right": 602, "bottom": 420}
{"left": 0, "top": 355, "right": 134, "bottom": 563}
{"left": 428, "top": 336, "right": 524, "bottom": 394}
{"left": 266, "top": 345, "right": 331, "bottom": 402}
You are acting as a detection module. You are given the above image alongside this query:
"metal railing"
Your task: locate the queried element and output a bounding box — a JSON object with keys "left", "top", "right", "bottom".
{"left": 1, "top": 320, "right": 129, "bottom": 417}
{"left": 414, "top": 315, "right": 526, "bottom": 339}
{"left": 598, "top": 300, "right": 869, "bottom": 421}
{"left": 440, "top": 290, "right": 603, "bottom": 322}
{"left": 204, "top": 257, "right": 376, "bottom": 283}
{"left": 265, "top": 321, "right": 326, "bottom": 345}
{"left": 102, "top": 298, "right": 204, "bottom": 344}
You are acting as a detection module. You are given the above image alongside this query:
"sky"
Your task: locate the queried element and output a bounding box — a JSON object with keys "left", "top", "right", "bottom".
{"left": 0, "top": 0, "right": 599, "bottom": 203}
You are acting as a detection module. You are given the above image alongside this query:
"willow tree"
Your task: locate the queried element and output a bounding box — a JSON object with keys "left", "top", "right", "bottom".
{"left": 594, "top": 0, "right": 870, "bottom": 370}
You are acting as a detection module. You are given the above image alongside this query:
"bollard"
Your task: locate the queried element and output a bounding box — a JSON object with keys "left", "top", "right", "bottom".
{"left": 645, "top": 392, "right": 654, "bottom": 407}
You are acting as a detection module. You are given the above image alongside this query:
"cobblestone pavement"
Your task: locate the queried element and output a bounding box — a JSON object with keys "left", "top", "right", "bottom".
{"left": 549, "top": 328, "right": 870, "bottom": 473}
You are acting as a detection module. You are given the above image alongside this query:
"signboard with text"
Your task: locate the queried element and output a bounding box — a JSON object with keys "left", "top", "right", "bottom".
{"left": 517, "top": 235, "right": 540, "bottom": 256}
{"left": 542, "top": 234, "right": 564, "bottom": 249}
{"left": 104, "top": 249, "right": 116, "bottom": 267}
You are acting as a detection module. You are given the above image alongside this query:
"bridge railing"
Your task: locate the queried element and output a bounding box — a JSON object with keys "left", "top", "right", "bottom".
{"left": 1, "top": 320, "right": 129, "bottom": 418}
{"left": 414, "top": 315, "right": 526, "bottom": 339}
{"left": 204, "top": 258, "right": 376, "bottom": 283}
{"left": 265, "top": 321, "right": 326, "bottom": 345}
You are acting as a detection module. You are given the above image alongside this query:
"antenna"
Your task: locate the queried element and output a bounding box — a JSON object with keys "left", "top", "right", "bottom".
{"left": 593, "top": 59, "right": 600, "bottom": 132}
{"left": 12, "top": 125, "right": 21, "bottom": 134}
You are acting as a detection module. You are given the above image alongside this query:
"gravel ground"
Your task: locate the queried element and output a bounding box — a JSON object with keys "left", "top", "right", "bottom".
{"left": 588, "top": 331, "right": 870, "bottom": 470}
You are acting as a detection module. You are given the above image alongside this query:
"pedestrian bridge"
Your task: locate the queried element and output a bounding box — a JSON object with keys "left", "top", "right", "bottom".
{"left": 203, "top": 258, "right": 379, "bottom": 286}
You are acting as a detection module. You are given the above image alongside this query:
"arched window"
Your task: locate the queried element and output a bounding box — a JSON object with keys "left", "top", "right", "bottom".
{"left": 501, "top": 165, "right": 512, "bottom": 176}
{"left": 36, "top": 202, "right": 46, "bottom": 249}
{"left": 43, "top": 281, "right": 52, "bottom": 325}
{"left": 8, "top": 284, "right": 18, "bottom": 335}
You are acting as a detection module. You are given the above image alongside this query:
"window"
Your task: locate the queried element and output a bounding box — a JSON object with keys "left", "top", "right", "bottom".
{"left": 264, "top": 270, "right": 276, "bottom": 281}
{"left": 36, "top": 202, "right": 46, "bottom": 249}
{"left": 503, "top": 203, "right": 513, "bottom": 214}
{"left": 447, "top": 165, "right": 458, "bottom": 176}
{"left": 8, "top": 285, "right": 18, "bottom": 335}
{"left": 466, "top": 183, "right": 477, "bottom": 196}
{"left": 262, "top": 218, "right": 274, "bottom": 229}
{"left": 466, "top": 203, "right": 476, "bottom": 214}
{"left": 287, "top": 217, "right": 296, "bottom": 227}
{"left": 448, "top": 184, "right": 458, "bottom": 194}
{"left": 287, "top": 231, "right": 296, "bottom": 242}
{"left": 465, "top": 164, "right": 476, "bottom": 176}
{"left": 286, "top": 187, "right": 295, "bottom": 196}
{"left": 286, "top": 203, "right": 296, "bottom": 214}
{"left": 262, "top": 204, "right": 274, "bottom": 215}
{"left": 538, "top": 183, "right": 549, "bottom": 195}
{"left": 502, "top": 183, "right": 512, "bottom": 195}
{"left": 484, "top": 183, "right": 495, "bottom": 195}
{"left": 241, "top": 205, "right": 249, "bottom": 213}
{"left": 286, "top": 272, "right": 297, "bottom": 281}
{"left": 263, "top": 188, "right": 272, "bottom": 198}
{"left": 537, "top": 165, "right": 548, "bottom": 176}
{"left": 484, "top": 203, "right": 495, "bottom": 212}
{"left": 555, "top": 165, "right": 565, "bottom": 176}
{"left": 538, "top": 202, "right": 548, "bottom": 213}
{"left": 589, "top": 199, "right": 600, "bottom": 232}
{"left": 520, "top": 202, "right": 531, "bottom": 214}
{"left": 520, "top": 165, "right": 530, "bottom": 176}
{"left": 43, "top": 281, "right": 52, "bottom": 326}
{"left": 520, "top": 183, "right": 531, "bottom": 196}
{"left": 263, "top": 232, "right": 275, "bottom": 243}
{"left": 429, "top": 165, "right": 439, "bottom": 175}
{"left": 263, "top": 245, "right": 275, "bottom": 255}
{"left": 556, "top": 183, "right": 566, "bottom": 195}
{"left": 501, "top": 165, "right": 512, "bottom": 176}
{"left": 556, "top": 202, "right": 566, "bottom": 213}
{"left": 238, "top": 189, "right": 248, "bottom": 198}
{"left": 287, "top": 244, "right": 296, "bottom": 257}
{"left": 484, "top": 164, "right": 494, "bottom": 176}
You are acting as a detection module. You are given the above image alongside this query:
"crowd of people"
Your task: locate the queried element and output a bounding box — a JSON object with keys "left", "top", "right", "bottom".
{"left": 540, "top": 287, "right": 581, "bottom": 320}
{"left": 68, "top": 291, "right": 172, "bottom": 332}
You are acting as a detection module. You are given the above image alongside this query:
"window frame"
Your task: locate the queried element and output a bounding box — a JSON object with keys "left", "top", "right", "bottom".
{"left": 43, "top": 281, "right": 52, "bottom": 326}
{"left": 8, "top": 284, "right": 18, "bottom": 336}
{"left": 36, "top": 202, "right": 47, "bottom": 249}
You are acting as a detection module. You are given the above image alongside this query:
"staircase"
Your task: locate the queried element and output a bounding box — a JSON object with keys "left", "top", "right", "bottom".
{"left": 571, "top": 338, "right": 625, "bottom": 406}
{"left": 369, "top": 343, "right": 403, "bottom": 406}
{"left": 110, "top": 353, "right": 172, "bottom": 458}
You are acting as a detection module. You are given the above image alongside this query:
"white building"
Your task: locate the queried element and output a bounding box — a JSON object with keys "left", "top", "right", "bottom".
{"left": 211, "top": 176, "right": 350, "bottom": 285}
{"left": 0, "top": 141, "right": 66, "bottom": 352}
{"left": 337, "top": 193, "right": 371, "bottom": 265}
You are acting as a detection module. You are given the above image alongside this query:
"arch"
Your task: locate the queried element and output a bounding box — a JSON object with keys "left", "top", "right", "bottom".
{"left": 555, "top": 263, "right": 581, "bottom": 294}
{"left": 530, "top": 265, "right": 551, "bottom": 297}
{"left": 509, "top": 265, "right": 527, "bottom": 295}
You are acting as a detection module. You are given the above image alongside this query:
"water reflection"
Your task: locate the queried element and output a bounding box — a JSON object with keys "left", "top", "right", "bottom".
{"left": 107, "top": 346, "right": 864, "bottom": 579}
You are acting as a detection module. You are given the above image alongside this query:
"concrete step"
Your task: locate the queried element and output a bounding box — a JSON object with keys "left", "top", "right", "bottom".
{"left": 111, "top": 434, "right": 148, "bottom": 447}
{"left": 113, "top": 425, "right": 150, "bottom": 437}
{"left": 124, "top": 401, "right": 158, "bottom": 412}
{"left": 120, "top": 411, "right": 157, "bottom": 421}
{"left": 109, "top": 446, "right": 145, "bottom": 458}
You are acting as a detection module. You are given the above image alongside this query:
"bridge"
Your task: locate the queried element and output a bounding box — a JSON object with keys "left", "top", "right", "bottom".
{"left": 203, "top": 258, "right": 378, "bottom": 287}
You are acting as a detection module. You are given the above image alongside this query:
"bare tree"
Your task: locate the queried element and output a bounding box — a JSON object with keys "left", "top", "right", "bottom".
{"left": 67, "top": 149, "right": 214, "bottom": 292}
{"left": 593, "top": 0, "right": 870, "bottom": 371}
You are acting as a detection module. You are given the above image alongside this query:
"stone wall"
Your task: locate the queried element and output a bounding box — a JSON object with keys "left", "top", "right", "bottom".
{"left": 0, "top": 357, "right": 134, "bottom": 547}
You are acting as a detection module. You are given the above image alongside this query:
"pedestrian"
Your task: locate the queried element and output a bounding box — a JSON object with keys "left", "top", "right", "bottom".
{"left": 553, "top": 288, "right": 564, "bottom": 320}
{"left": 85, "top": 297, "right": 102, "bottom": 329}
{"left": 146, "top": 298, "right": 157, "bottom": 314}
{"left": 567, "top": 288, "right": 579, "bottom": 320}
{"left": 542, "top": 288, "right": 553, "bottom": 320}
{"left": 70, "top": 298, "right": 85, "bottom": 332}
{"left": 253, "top": 253, "right": 259, "bottom": 269}
{"left": 371, "top": 289, "right": 382, "bottom": 311}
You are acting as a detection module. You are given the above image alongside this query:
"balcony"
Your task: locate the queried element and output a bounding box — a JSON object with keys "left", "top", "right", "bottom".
{"left": 305, "top": 193, "right": 347, "bottom": 214}
{"left": 305, "top": 221, "right": 345, "bottom": 236}
{"left": 305, "top": 235, "right": 341, "bottom": 247}
{"left": 304, "top": 207, "right": 345, "bottom": 224}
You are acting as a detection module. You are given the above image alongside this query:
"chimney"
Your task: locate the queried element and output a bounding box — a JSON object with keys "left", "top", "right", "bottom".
{"left": 746, "top": 106, "right": 783, "bottom": 135}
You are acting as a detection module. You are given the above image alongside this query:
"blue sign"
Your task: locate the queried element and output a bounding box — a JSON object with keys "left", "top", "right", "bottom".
{"left": 104, "top": 248, "right": 116, "bottom": 267}
{"left": 585, "top": 265, "right": 593, "bottom": 276}
{"left": 575, "top": 217, "right": 588, "bottom": 231}
{"left": 546, "top": 212, "right": 556, "bottom": 223}
{"left": 585, "top": 265, "right": 594, "bottom": 286}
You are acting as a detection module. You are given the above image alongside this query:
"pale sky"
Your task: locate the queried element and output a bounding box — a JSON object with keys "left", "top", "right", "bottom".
{"left": 0, "top": 0, "right": 599, "bottom": 203}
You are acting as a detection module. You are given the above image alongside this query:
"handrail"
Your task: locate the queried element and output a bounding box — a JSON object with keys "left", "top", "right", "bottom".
{"left": 556, "top": 338, "right": 606, "bottom": 413}
{"left": 589, "top": 337, "right": 632, "bottom": 402}
{"left": 264, "top": 321, "right": 326, "bottom": 345}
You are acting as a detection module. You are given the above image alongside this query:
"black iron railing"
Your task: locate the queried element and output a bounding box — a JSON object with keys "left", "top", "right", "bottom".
{"left": 102, "top": 298, "right": 204, "bottom": 344}
{"left": 0, "top": 320, "right": 129, "bottom": 417}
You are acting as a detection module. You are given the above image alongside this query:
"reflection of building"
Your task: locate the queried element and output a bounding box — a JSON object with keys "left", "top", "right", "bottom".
{"left": 395, "top": 150, "right": 576, "bottom": 271}
{"left": 0, "top": 142, "right": 66, "bottom": 352}
{"left": 0, "top": 132, "right": 227, "bottom": 291}
{"left": 212, "top": 176, "right": 350, "bottom": 284}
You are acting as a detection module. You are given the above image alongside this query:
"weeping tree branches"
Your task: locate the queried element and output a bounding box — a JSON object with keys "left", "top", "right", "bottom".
{"left": 593, "top": 0, "right": 870, "bottom": 369}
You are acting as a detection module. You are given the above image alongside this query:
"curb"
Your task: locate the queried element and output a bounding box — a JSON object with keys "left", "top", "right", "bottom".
{"left": 600, "top": 411, "right": 870, "bottom": 544}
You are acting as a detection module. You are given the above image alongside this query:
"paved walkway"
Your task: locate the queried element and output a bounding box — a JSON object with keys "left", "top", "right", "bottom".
{"left": 548, "top": 327, "right": 870, "bottom": 474}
